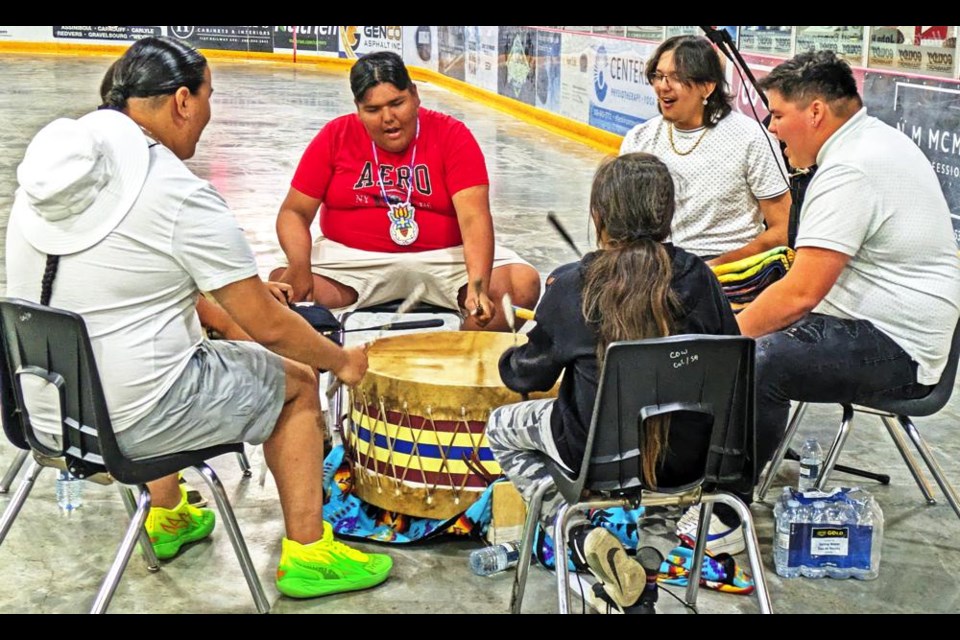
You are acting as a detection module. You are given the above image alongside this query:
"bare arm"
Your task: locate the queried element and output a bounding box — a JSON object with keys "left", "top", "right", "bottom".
{"left": 210, "top": 275, "right": 367, "bottom": 385}
{"left": 736, "top": 246, "right": 850, "bottom": 338}
{"left": 275, "top": 187, "right": 323, "bottom": 302}
{"left": 196, "top": 294, "right": 252, "bottom": 341}
{"left": 707, "top": 192, "right": 791, "bottom": 267}
{"left": 453, "top": 184, "right": 495, "bottom": 325}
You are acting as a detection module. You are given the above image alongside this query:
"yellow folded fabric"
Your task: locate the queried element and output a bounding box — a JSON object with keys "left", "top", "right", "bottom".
{"left": 710, "top": 246, "right": 795, "bottom": 278}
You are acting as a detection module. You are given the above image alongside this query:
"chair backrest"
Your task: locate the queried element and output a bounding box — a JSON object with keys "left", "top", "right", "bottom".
{"left": 550, "top": 334, "right": 756, "bottom": 504}
{"left": 0, "top": 297, "right": 121, "bottom": 480}
{"left": 865, "top": 317, "right": 960, "bottom": 417}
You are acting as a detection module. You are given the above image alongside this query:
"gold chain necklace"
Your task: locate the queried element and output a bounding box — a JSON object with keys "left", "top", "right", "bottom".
{"left": 668, "top": 123, "right": 708, "bottom": 156}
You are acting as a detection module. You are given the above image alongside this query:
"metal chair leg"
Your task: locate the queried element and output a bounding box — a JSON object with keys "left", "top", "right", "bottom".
{"left": 757, "top": 402, "right": 809, "bottom": 501}
{"left": 881, "top": 415, "right": 936, "bottom": 504}
{"left": 896, "top": 415, "right": 960, "bottom": 519}
{"left": 511, "top": 479, "right": 549, "bottom": 614}
{"left": 702, "top": 493, "right": 773, "bottom": 614}
{"left": 196, "top": 464, "right": 270, "bottom": 614}
{"left": 814, "top": 404, "right": 855, "bottom": 491}
{"left": 116, "top": 484, "right": 159, "bottom": 570}
{"left": 236, "top": 449, "right": 252, "bottom": 478}
{"left": 0, "top": 457, "right": 41, "bottom": 545}
{"left": 91, "top": 486, "right": 151, "bottom": 614}
{"left": 0, "top": 449, "right": 29, "bottom": 493}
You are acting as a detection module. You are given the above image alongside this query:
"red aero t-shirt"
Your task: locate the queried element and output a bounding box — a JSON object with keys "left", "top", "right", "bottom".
{"left": 291, "top": 108, "right": 489, "bottom": 252}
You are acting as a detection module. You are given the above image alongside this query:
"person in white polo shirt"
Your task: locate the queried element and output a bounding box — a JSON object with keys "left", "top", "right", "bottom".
{"left": 738, "top": 50, "right": 960, "bottom": 498}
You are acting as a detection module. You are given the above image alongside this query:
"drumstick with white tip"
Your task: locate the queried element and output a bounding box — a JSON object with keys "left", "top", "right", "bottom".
{"left": 325, "top": 282, "right": 428, "bottom": 402}
{"left": 502, "top": 292, "right": 517, "bottom": 347}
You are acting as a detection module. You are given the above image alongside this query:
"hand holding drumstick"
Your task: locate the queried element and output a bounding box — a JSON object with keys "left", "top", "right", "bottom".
{"left": 467, "top": 277, "right": 495, "bottom": 327}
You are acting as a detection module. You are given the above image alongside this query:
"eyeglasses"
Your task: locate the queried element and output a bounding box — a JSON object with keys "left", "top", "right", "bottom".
{"left": 648, "top": 72, "right": 686, "bottom": 87}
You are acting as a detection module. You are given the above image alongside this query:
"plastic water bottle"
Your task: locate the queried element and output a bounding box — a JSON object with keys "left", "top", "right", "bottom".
{"left": 798, "top": 438, "right": 824, "bottom": 491}
{"left": 469, "top": 541, "right": 520, "bottom": 576}
{"left": 55, "top": 469, "right": 84, "bottom": 513}
{"left": 800, "top": 501, "right": 829, "bottom": 578}
{"left": 774, "top": 498, "right": 801, "bottom": 578}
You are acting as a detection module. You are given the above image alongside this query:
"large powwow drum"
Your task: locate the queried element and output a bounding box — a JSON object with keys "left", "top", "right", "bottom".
{"left": 345, "top": 330, "right": 555, "bottom": 520}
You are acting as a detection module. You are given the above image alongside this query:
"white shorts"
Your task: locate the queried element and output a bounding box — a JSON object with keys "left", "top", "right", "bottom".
{"left": 277, "top": 237, "right": 531, "bottom": 313}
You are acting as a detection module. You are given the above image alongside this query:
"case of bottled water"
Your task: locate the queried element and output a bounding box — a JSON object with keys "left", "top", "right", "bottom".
{"left": 773, "top": 486, "right": 883, "bottom": 580}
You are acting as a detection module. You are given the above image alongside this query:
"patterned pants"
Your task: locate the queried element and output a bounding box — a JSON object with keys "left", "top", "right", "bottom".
{"left": 486, "top": 398, "right": 586, "bottom": 531}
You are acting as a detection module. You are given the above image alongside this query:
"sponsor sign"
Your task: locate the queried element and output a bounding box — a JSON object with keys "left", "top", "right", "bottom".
{"left": 339, "top": 25, "right": 402, "bottom": 59}
{"left": 535, "top": 29, "right": 561, "bottom": 111}
{"left": 465, "top": 26, "right": 498, "bottom": 93}
{"left": 586, "top": 36, "right": 659, "bottom": 136}
{"left": 273, "top": 26, "right": 338, "bottom": 54}
{"left": 498, "top": 26, "right": 537, "bottom": 106}
{"left": 53, "top": 26, "right": 160, "bottom": 41}
{"left": 558, "top": 32, "right": 593, "bottom": 123}
{"left": 438, "top": 26, "right": 465, "bottom": 81}
{"left": 168, "top": 26, "right": 272, "bottom": 52}
{"left": 864, "top": 72, "right": 960, "bottom": 244}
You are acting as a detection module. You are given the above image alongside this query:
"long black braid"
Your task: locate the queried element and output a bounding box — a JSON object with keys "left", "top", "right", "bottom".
{"left": 40, "top": 255, "right": 59, "bottom": 306}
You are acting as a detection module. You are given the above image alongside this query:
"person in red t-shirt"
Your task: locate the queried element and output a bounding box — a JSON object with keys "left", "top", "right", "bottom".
{"left": 269, "top": 51, "right": 540, "bottom": 331}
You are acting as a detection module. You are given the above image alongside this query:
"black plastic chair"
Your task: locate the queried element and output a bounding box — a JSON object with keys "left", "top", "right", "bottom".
{"left": 758, "top": 319, "right": 960, "bottom": 520}
{"left": 0, "top": 297, "right": 269, "bottom": 614}
{"left": 510, "top": 335, "right": 772, "bottom": 614}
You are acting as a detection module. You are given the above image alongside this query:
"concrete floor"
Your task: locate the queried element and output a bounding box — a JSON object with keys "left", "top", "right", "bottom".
{"left": 0, "top": 53, "right": 959, "bottom": 615}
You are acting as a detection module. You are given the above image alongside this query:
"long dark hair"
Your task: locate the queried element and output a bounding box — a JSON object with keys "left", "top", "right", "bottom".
{"left": 349, "top": 50, "right": 414, "bottom": 103}
{"left": 99, "top": 36, "right": 207, "bottom": 110}
{"left": 646, "top": 35, "right": 732, "bottom": 127}
{"left": 582, "top": 152, "right": 682, "bottom": 485}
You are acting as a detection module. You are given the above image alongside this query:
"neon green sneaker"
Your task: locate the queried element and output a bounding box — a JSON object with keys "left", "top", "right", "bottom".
{"left": 276, "top": 521, "right": 393, "bottom": 598}
{"left": 146, "top": 485, "right": 216, "bottom": 560}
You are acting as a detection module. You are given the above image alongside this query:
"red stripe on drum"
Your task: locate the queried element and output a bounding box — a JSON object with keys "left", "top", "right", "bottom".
{"left": 353, "top": 405, "right": 488, "bottom": 433}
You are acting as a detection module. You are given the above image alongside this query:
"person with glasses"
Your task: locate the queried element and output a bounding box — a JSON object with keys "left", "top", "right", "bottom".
{"left": 620, "top": 35, "right": 791, "bottom": 267}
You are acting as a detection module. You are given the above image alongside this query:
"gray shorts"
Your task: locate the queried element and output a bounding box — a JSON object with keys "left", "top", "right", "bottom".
{"left": 116, "top": 340, "right": 286, "bottom": 461}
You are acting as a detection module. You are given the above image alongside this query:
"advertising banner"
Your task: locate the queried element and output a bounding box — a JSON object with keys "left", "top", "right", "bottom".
{"left": 273, "top": 26, "right": 339, "bottom": 56}
{"left": 558, "top": 31, "right": 593, "bottom": 124}
{"left": 167, "top": 26, "right": 272, "bottom": 53}
{"left": 535, "top": 29, "right": 562, "bottom": 112}
{"left": 52, "top": 26, "right": 161, "bottom": 42}
{"left": 465, "top": 26, "right": 498, "bottom": 94}
{"left": 403, "top": 26, "right": 438, "bottom": 71}
{"left": 586, "top": 36, "right": 659, "bottom": 136}
{"left": 864, "top": 72, "right": 960, "bottom": 244}
{"left": 438, "top": 26, "right": 465, "bottom": 81}
{"left": 339, "top": 25, "right": 403, "bottom": 59}
{"left": 498, "top": 26, "right": 537, "bottom": 106}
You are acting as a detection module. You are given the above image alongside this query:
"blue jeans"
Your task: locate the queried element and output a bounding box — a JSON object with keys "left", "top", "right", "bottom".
{"left": 755, "top": 313, "right": 932, "bottom": 469}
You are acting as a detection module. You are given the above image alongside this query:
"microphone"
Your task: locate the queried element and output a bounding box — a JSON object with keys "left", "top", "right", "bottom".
{"left": 700, "top": 27, "right": 732, "bottom": 45}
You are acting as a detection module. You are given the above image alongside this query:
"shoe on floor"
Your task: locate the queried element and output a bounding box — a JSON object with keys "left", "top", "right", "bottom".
{"left": 178, "top": 472, "right": 208, "bottom": 508}
{"left": 675, "top": 506, "right": 745, "bottom": 555}
{"left": 583, "top": 527, "right": 644, "bottom": 611}
{"left": 276, "top": 521, "right": 393, "bottom": 598}
{"left": 146, "top": 485, "right": 216, "bottom": 560}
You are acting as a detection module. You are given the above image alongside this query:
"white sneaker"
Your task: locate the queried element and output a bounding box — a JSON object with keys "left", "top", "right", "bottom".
{"left": 675, "top": 507, "right": 745, "bottom": 555}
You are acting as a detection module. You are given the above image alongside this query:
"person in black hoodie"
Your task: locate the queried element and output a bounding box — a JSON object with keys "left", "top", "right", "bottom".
{"left": 486, "top": 152, "right": 739, "bottom": 612}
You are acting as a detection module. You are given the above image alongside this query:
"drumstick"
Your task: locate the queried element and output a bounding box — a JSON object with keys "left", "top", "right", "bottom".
{"left": 471, "top": 278, "right": 484, "bottom": 317}
{"left": 325, "top": 283, "right": 428, "bottom": 402}
{"left": 513, "top": 305, "right": 536, "bottom": 321}
{"left": 547, "top": 211, "right": 583, "bottom": 259}
{"left": 501, "top": 292, "right": 517, "bottom": 346}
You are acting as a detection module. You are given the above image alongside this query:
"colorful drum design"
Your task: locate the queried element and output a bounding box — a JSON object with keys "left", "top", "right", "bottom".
{"left": 345, "top": 330, "right": 555, "bottom": 520}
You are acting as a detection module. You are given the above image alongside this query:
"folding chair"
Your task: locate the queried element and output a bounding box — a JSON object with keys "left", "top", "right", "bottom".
{"left": 510, "top": 334, "right": 772, "bottom": 614}
{"left": 0, "top": 297, "right": 269, "bottom": 614}
{"left": 757, "top": 319, "right": 960, "bottom": 520}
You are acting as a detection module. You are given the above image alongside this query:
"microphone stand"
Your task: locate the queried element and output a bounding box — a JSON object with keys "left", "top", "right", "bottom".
{"left": 699, "top": 27, "right": 882, "bottom": 487}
